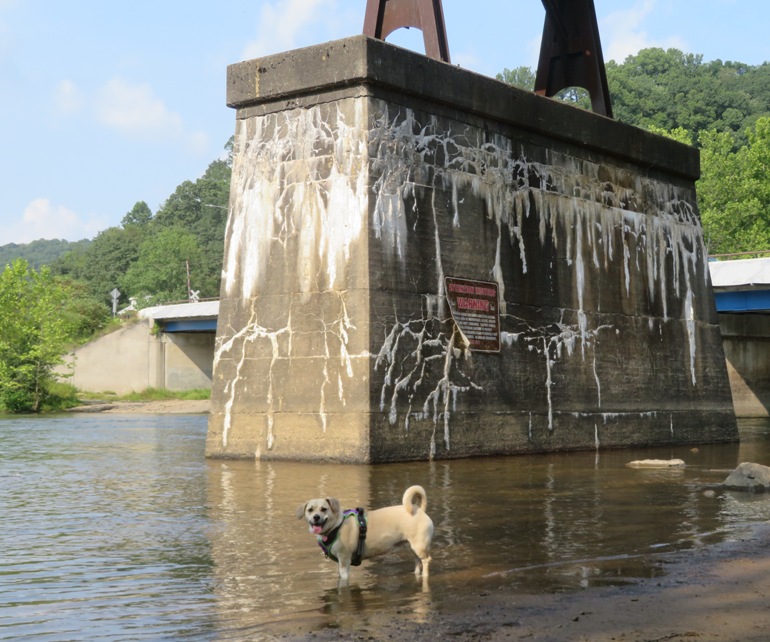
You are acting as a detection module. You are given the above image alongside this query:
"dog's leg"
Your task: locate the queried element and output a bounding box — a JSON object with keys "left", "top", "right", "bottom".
{"left": 414, "top": 554, "right": 431, "bottom": 577}
{"left": 337, "top": 558, "right": 352, "bottom": 584}
{"left": 410, "top": 543, "right": 432, "bottom": 577}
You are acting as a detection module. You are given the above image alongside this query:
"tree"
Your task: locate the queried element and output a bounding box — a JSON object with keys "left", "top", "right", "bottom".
{"left": 0, "top": 238, "right": 90, "bottom": 271}
{"left": 606, "top": 49, "right": 770, "bottom": 147}
{"left": 496, "top": 66, "right": 536, "bottom": 90}
{"left": 497, "top": 65, "right": 592, "bottom": 109}
{"left": 121, "top": 227, "right": 204, "bottom": 303}
{"left": 59, "top": 225, "right": 146, "bottom": 305}
{"left": 151, "top": 158, "right": 230, "bottom": 298}
{"left": 121, "top": 200, "right": 153, "bottom": 228}
{"left": 698, "top": 118, "right": 770, "bottom": 254}
{"left": 0, "top": 259, "right": 80, "bottom": 412}
{"left": 50, "top": 144, "right": 232, "bottom": 307}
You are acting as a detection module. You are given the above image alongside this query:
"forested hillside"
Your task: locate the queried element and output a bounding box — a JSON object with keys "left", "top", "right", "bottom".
{"left": 52, "top": 151, "right": 231, "bottom": 309}
{"left": 499, "top": 48, "right": 770, "bottom": 146}
{"left": 0, "top": 238, "right": 91, "bottom": 271}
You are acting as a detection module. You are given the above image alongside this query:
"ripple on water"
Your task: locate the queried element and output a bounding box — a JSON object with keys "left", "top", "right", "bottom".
{"left": 1, "top": 414, "right": 769, "bottom": 640}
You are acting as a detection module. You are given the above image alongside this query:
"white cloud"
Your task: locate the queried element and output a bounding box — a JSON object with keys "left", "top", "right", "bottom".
{"left": 3, "top": 198, "right": 106, "bottom": 244}
{"left": 601, "top": 1, "right": 687, "bottom": 63}
{"left": 241, "top": 0, "right": 348, "bottom": 60}
{"left": 54, "top": 79, "right": 83, "bottom": 115}
{"left": 96, "top": 77, "right": 184, "bottom": 137}
{"left": 94, "top": 76, "right": 208, "bottom": 153}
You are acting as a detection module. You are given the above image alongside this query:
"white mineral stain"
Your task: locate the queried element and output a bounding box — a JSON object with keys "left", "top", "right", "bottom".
{"left": 217, "top": 97, "right": 707, "bottom": 453}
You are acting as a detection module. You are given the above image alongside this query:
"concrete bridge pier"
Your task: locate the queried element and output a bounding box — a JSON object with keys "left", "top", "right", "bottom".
{"left": 206, "top": 36, "right": 737, "bottom": 462}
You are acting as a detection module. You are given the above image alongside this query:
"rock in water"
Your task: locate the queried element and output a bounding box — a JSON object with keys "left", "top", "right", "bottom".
{"left": 626, "top": 459, "right": 686, "bottom": 469}
{"left": 723, "top": 462, "right": 770, "bottom": 492}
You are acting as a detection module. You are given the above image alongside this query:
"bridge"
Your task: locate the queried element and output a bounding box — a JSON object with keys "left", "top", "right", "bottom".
{"left": 710, "top": 257, "right": 770, "bottom": 417}
{"left": 62, "top": 301, "right": 218, "bottom": 396}
{"left": 711, "top": 257, "right": 770, "bottom": 313}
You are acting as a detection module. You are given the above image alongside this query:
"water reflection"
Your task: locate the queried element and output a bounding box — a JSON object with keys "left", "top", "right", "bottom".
{"left": 0, "top": 415, "right": 768, "bottom": 640}
{"left": 203, "top": 431, "right": 764, "bottom": 637}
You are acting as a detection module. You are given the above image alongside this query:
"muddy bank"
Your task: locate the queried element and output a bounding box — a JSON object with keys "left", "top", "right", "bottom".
{"left": 277, "top": 522, "right": 770, "bottom": 641}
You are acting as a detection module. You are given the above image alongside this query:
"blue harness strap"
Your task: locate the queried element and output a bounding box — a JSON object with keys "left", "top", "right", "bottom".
{"left": 317, "top": 507, "right": 367, "bottom": 566}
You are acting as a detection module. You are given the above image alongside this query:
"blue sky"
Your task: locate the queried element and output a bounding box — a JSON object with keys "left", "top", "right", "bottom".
{"left": 1, "top": 0, "right": 768, "bottom": 246}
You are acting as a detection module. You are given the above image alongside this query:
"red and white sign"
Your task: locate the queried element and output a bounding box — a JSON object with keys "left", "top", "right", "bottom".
{"left": 445, "top": 276, "right": 501, "bottom": 353}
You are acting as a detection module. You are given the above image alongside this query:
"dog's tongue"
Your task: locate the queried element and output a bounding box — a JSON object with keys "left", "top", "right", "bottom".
{"left": 311, "top": 525, "right": 323, "bottom": 535}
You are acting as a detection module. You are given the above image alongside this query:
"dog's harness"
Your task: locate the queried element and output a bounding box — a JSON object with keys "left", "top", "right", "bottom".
{"left": 317, "top": 507, "right": 368, "bottom": 566}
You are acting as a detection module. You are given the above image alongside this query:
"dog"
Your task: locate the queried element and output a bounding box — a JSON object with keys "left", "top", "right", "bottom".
{"left": 296, "top": 485, "right": 434, "bottom": 583}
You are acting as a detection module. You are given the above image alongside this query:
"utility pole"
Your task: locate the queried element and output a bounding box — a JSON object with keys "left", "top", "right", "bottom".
{"left": 186, "top": 260, "right": 192, "bottom": 302}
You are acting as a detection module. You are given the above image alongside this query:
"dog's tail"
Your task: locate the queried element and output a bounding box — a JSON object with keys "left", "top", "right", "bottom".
{"left": 402, "top": 485, "right": 428, "bottom": 515}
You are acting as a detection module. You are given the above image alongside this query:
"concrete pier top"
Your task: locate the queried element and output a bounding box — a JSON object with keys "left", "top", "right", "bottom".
{"left": 226, "top": 35, "right": 698, "bottom": 180}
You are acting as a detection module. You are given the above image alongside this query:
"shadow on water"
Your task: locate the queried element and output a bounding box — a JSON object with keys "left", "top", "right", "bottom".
{"left": 1, "top": 415, "right": 770, "bottom": 640}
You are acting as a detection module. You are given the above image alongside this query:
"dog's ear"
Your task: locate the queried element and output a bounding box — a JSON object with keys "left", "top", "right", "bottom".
{"left": 326, "top": 498, "right": 340, "bottom": 514}
{"left": 295, "top": 502, "right": 307, "bottom": 519}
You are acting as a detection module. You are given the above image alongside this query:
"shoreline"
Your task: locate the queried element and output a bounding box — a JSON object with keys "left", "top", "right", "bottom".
{"left": 67, "top": 399, "right": 211, "bottom": 414}
{"left": 295, "top": 522, "right": 770, "bottom": 641}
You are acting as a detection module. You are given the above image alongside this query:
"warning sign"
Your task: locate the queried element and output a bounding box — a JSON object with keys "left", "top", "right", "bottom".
{"left": 445, "top": 276, "right": 501, "bottom": 353}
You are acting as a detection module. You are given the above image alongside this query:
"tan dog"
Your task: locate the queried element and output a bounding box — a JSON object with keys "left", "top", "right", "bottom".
{"left": 297, "top": 485, "right": 434, "bottom": 583}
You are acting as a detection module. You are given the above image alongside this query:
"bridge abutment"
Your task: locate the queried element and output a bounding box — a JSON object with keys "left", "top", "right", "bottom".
{"left": 206, "top": 36, "right": 737, "bottom": 462}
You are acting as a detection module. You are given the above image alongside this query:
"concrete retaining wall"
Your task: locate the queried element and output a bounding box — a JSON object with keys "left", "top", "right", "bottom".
{"left": 61, "top": 321, "right": 214, "bottom": 395}
{"left": 207, "top": 36, "right": 737, "bottom": 462}
{"left": 719, "top": 313, "right": 770, "bottom": 417}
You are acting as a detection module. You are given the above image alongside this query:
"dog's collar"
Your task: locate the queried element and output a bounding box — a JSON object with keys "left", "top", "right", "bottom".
{"left": 317, "top": 508, "right": 367, "bottom": 566}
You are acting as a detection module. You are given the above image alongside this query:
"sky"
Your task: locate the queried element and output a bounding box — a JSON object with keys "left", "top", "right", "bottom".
{"left": 1, "top": 0, "right": 768, "bottom": 247}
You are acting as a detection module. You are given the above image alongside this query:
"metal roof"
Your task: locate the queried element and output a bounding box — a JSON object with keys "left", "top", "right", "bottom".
{"left": 709, "top": 258, "right": 770, "bottom": 313}
{"left": 709, "top": 257, "right": 770, "bottom": 290}
{"left": 138, "top": 300, "right": 219, "bottom": 321}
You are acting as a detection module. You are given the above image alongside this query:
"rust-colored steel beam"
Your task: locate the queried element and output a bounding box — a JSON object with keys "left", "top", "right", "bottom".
{"left": 535, "top": 0, "right": 613, "bottom": 118}
{"left": 363, "top": 0, "right": 451, "bottom": 63}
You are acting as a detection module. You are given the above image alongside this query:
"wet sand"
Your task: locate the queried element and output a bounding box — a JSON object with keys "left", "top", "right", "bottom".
{"left": 294, "top": 522, "right": 770, "bottom": 642}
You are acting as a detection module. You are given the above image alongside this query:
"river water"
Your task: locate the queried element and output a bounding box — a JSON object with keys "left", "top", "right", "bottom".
{"left": 1, "top": 414, "right": 769, "bottom": 641}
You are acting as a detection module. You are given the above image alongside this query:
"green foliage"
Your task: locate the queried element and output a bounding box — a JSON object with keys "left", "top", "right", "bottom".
{"left": 606, "top": 50, "right": 770, "bottom": 147}
{"left": 151, "top": 158, "right": 230, "bottom": 298}
{"left": 498, "top": 49, "right": 770, "bottom": 254}
{"left": 499, "top": 49, "right": 770, "bottom": 149}
{"left": 121, "top": 227, "right": 203, "bottom": 302}
{"left": 52, "top": 219, "right": 147, "bottom": 305}
{"left": 0, "top": 260, "right": 82, "bottom": 413}
{"left": 496, "top": 66, "right": 591, "bottom": 109}
{"left": 41, "top": 381, "right": 80, "bottom": 411}
{"left": 51, "top": 151, "right": 231, "bottom": 308}
{"left": 496, "top": 66, "right": 536, "bottom": 90}
{"left": 646, "top": 125, "right": 693, "bottom": 146}
{"left": 0, "top": 238, "right": 91, "bottom": 271}
{"left": 120, "top": 387, "right": 211, "bottom": 402}
{"left": 121, "top": 200, "right": 153, "bottom": 228}
{"left": 698, "top": 117, "right": 770, "bottom": 254}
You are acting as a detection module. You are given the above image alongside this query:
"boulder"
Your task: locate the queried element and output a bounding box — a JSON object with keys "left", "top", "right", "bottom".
{"left": 723, "top": 462, "right": 770, "bottom": 492}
